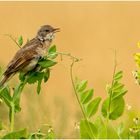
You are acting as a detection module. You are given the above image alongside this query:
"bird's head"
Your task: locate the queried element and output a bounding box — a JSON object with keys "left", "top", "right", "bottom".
{"left": 37, "top": 25, "right": 60, "bottom": 42}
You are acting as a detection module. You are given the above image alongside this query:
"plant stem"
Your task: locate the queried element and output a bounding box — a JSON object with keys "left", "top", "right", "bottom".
{"left": 57, "top": 52, "right": 80, "bottom": 61}
{"left": 107, "top": 50, "right": 117, "bottom": 120}
{"left": 70, "top": 59, "right": 95, "bottom": 138}
{"left": 5, "top": 34, "right": 21, "bottom": 48}
{"left": 10, "top": 81, "right": 26, "bottom": 132}
{"left": 47, "top": 51, "right": 81, "bottom": 62}
{"left": 10, "top": 103, "right": 15, "bottom": 132}
{"left": 0, "top": 83, "right": 9, "bottom": 95}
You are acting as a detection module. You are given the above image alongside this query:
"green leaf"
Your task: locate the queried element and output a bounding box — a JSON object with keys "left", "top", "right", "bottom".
{"left": 109, "top": 97, "right": 125, "bottom": 120}
{"left": 94, "top": 117, "right": 107, "bottom": 138}
{"left": 18, "top": 36, "right": 23, "bottom": 46}
{"left": 13, "top": 83, "right": 23, "bottom": 101}
{"left": 48, "top": 45, "right": 56, "bottom": 53}
{"left": 114, "top": 71, "right": 123, "bottom": 81}
{"left": 112, "top": 89, "right": 128, "bottom": 100}
{"left": 76, "top": 80, "right": 88, "bottom": 92}
{"left": 48, "top": 45, "right": 58, "bottom": 59}
{"left": 26, "top": 71, "right": 49, "bottom": 94}
{"left": 80, "top": 119, "right": 97, "bottom": 139}
{"left": 2, "top": 128, "right": 28, "bottom": 139}
{"left": 110, "top": 81, "right": 128, "bottom": 100}
{"left": 86, "top": 97, "right": 101, "bottom": 118}
{"left": 27, "top": 71, "right": 44, "bottom": 84}
{"left": 38, "top": 59, "right": 57, "bottom": 68}
{"left": 101, "top": 97, "right": 125, "bottom": 120}
{"left": 0, "top": 86, "right": 12, "bottom": 108}
{"left": 19, "top": 72, "right": 25, "bottom": 82}
{"left": 112, "top": 81, "right": 124, "bottom": 92}
{"left": 12, "top": 83, "right": 25, "bottom": 112}
{"left": 48, "top": 53, "right": 58, "bottom": 59}
{"left": 80, "top": 89, "right": 94, "bottom": 104}
{"left": 101, "top": 98, "right": 109, "bottom": 118}
{"left": 102, "top": 69, "right": 127, "bottom": 120}
{"left": 44, "top": 69, "right": 50, "bottom": 82}
{"left": 37, "top": 80, "right": 42, "bottom": 94}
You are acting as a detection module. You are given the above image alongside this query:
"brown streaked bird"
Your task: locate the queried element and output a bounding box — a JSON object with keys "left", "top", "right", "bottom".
{"left": 0, "top": 25, "right": 60, "bottom": 86}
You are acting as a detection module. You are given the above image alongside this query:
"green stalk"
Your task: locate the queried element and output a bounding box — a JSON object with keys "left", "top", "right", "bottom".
{"left": 10, "top": 81, "right": 26, "bottom": 132}
{"left": 70, "top": 59, "right": 95, "bottom": 138}
{"left": 107, "top": 63, "right": 117, "bottom": 119}
{"left": 107, "top": 50, "right": 117, "bottom": 120}
{"left": 10, "top": 103, "right": 15, "bottom": 132}
{"left": 0, "top": 84, "right": 8, "bottom": 94}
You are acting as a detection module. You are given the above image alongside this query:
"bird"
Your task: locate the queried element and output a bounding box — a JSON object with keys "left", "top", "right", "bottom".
{"left": 0, "top": 25, "right": 60, "bottom": 87}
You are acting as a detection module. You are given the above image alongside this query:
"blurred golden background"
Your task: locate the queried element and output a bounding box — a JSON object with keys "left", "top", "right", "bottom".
{"left": 0, "top": 1, "right": 140, "bottom": 138}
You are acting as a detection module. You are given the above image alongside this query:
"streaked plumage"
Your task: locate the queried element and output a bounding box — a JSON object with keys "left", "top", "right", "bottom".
{"left": 0, "top": 25, "right": 59, "bottom": 86}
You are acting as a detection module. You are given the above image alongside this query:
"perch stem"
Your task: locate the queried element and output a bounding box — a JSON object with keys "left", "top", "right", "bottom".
{"left": 70, "top": 59, "right": 95, "bottom": 138}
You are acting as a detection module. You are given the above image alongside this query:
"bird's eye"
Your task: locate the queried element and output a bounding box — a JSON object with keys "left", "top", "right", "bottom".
{"left": 45, "top": 30, "right": 49, "bottom": 32}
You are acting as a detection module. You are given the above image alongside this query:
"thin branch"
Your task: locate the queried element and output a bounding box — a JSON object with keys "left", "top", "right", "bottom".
{"left": 56, "top": 52, "right": 81, "bottom": 62}
{"left": 47, "top": 51, "right": 82, "bottom": 62}
{"left": 4, "top": 34, "right": 21, "bottom": 48}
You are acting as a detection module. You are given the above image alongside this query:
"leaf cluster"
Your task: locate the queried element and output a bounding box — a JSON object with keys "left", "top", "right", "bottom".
{"left": 75, "top": 79, "right": 103, "bottom": 138}
{"left": 75, "top": 70, "right": 128, "bottom": 139}
{"left": 75, "top": 79, "right": 101, "bottom": 118}
{"left": 19, "top": 45, "right": 57, "bottom": 94}
{"left": 102, "top": 71, "right": 128, "bottom": 120}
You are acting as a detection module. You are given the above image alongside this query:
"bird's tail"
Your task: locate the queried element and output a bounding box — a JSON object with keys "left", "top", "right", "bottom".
{"left": 0, "top": 75, "right": 11, "bottom": 87}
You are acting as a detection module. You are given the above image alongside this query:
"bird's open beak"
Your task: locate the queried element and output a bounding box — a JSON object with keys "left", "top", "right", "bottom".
{"left": 53, "top": 28, "right": 60, "bottom": 33}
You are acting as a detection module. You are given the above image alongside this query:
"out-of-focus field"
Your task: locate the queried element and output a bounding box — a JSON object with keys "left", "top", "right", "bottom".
{"left": 0, "top": 1, "right": 140, "bottom": 138}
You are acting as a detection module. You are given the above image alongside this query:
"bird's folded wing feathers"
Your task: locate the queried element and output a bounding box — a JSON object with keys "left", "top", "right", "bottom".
{"left": 4, "top": 39, "right": 41, "bottom": 75}
{"left": 4, "top": 57, "right": 33, "bottom": 75}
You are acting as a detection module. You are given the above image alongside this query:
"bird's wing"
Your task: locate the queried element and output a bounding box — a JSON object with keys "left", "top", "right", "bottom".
{"left": 4, "top": 38, "right": 41, "bottom": 75}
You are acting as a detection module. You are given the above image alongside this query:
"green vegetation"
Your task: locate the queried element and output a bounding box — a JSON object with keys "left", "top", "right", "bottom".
{"left": 0, "top": 36, "right": 139, "bottom": 138}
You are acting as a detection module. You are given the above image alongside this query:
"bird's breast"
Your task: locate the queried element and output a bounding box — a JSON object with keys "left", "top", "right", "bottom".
{"left": 22, "top": 58, "right": 38, "bottom": 72}
{"left": 36, "top": 41, "right": 51, "bottom": 57}
{"left": 36, "top": 47, "right": 48, "bottom": 57}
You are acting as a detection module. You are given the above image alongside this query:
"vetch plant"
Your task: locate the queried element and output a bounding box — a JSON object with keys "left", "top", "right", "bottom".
{"left": 0, "top": 35, "right": 139, "bottom": 139}
{"left": 70, "top": 60, "right": 101, "bottom": 138}
{"left": 101, "top": 53, "right": 128, "bottom": 121}
{"left": 70, "top": 51, "right": 128, "bottom": 139}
